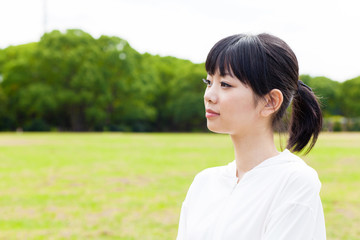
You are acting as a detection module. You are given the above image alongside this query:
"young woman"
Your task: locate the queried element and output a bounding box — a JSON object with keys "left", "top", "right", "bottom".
{"left": 176, "top": 33, "right": 326, "bottom": 240}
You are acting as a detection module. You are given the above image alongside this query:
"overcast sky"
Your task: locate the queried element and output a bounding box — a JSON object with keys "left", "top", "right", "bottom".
{"left": 1, "top": 0, "right": 359, "bottom": 82}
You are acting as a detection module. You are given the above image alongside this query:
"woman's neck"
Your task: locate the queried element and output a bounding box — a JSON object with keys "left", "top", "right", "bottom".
{"left": 230, "top": 127, "right": 279, "bottom": 179}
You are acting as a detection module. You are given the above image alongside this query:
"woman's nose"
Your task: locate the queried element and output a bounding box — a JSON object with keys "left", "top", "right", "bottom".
{"left": 204, "top": 86, "right": 218, "bottom": 104}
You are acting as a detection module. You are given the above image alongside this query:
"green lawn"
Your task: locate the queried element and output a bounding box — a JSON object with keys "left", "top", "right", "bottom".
{"left": 0, "top": 132, "right": 359, "bottom": 239}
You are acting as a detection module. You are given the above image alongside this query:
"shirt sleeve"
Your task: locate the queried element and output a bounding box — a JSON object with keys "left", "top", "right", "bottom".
{"left": 262, "top": 166, "right": 326, "bottom": 240}
{"left": 176, "top": 201, "right": 188, "bottom": 240}
{"left": 176, "top": 169, "right": 214, "bottom": 240}
{"left": 262, "top": 202, "right": 321, "bottom": 240}
{"left": 176, "top": 173, "right": 199, "bottom": 240}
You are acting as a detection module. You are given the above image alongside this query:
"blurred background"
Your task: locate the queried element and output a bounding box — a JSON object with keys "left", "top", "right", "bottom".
{"left": 0, "top": 0, "right": 359, "bottom": 239}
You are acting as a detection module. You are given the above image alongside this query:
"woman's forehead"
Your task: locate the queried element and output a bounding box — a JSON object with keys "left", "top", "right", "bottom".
{"left": 207, "top": 71, "right": 237, "bottom": 81}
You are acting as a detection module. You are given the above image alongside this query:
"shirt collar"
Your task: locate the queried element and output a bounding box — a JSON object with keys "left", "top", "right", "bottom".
{"left": 223, "top": 149, "right": 298, "bottom": 179}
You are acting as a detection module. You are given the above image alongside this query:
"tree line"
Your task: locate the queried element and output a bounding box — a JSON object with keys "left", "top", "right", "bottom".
{"left": 0, "top": 29, "right": 359, "bottom": 132}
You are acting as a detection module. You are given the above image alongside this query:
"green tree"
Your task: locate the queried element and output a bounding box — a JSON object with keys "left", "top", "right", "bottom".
{"left": 167, "top": 62, "right": 206, "bottom": 131}
{"left": 0, "top": 30, "right": 158, "bottom": 131}
{"left": 305, "top": 76, "right": 341, "bottom": 116}
{"left": 341, "top": 76, "right": 360, "bottom": 117}
{"left": 0, "top": 43, "right": 40, "bottom": 129}
{"left": 142, "top": 55, "right": 206, "bottom": 131}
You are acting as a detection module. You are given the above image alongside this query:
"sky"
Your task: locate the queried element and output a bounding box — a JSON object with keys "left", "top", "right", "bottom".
{"left": 1, "top": 0, "right": 359, "bottom": 82}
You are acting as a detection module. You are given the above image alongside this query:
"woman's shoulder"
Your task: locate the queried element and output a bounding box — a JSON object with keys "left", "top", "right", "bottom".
{"left": 282, "top": 151, "right": 321, "bottom": 188}
{"left": 275, "top": 151, "right": 322, "bottom": 204}
{"left": 185, "top": 162, "right": 233, "bottom": 192}
{"left": 192, "top": 162, "right": 231, "bottom": 182}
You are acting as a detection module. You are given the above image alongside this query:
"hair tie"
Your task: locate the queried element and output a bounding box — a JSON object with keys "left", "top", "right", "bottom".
{"left": 298, "top": 80, "right": 312, "bottom": 92}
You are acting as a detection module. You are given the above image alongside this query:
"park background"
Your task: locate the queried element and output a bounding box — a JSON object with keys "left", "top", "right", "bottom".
{"left": 1, "top": 0, "right": 360, "bottom": 239}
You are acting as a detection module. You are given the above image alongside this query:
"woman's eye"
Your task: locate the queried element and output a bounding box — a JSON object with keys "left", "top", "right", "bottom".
{"left": 202, "top": 78, "right": 211, "bottom": 86}
{"left": 221, "top": 82, "right": 232, "bottom": 88}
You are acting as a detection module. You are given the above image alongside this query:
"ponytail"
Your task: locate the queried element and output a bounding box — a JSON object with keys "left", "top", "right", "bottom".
{"left": 287, "top": 80, "right": 322, "bottom": 154}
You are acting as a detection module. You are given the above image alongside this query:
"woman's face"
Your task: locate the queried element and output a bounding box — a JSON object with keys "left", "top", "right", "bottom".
{"left": 203, "top": 71, "right": 263, "bottom": 136}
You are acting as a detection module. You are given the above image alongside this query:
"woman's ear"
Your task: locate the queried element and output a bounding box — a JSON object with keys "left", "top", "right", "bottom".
{"left": 261, "top": 89, "right": 283, "bottom": 117}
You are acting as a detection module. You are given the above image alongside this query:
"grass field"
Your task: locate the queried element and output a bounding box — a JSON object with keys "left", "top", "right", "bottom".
{"left": 0, "top": 132, "right": 359, "bottom": 239}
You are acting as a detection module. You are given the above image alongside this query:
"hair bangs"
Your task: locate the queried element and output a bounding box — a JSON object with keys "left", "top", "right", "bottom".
{"left": 205, "top": 35, "right": 254, "bottom": 86}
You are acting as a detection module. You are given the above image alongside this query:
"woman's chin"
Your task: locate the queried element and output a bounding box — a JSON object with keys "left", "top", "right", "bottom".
{"left": 207, "top": 123, "right": 227, "bottom": 134}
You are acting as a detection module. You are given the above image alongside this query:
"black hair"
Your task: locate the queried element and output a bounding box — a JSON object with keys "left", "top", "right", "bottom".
{"left": 205, "top": 33, "right": 322, "bottom": 154}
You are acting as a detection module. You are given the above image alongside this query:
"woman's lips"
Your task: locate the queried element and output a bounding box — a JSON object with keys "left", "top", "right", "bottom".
{"left": 205, "top": 109, "right": 220, "bottom": 118}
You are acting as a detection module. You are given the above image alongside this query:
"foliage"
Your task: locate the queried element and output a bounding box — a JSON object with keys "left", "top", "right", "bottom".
{"left": 341, "top": 76, "right": 360, "bottom": 118}
{"left": 0, "top": 30, "right": 206, "bottom": 131}
{"left": 0, "top": 30, "right": 359, "bottom": 132}
{"left": 300, "top": 75, "right": 342, "bottom": 116}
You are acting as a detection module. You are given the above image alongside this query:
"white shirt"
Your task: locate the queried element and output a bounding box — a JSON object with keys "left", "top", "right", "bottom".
{"left": 177, "top": 149, "right": 326, "bottom": 240}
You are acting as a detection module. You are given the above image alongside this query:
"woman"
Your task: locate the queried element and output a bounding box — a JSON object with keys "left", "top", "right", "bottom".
{"left": 176, "top": 33, "right": 326, "bottom": 240}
